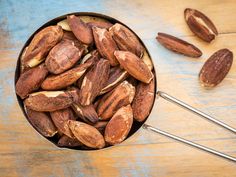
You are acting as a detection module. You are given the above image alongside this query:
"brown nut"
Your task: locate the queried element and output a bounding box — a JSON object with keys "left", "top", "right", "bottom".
{"left": 97, "top": 80, "right": 135, "bottom": 120}
{"left": 72, "top": 104, "right": 99, "bottom": 124}
{"left": 68, "top": 120, "right": 105, "bottom": 149}
{"left": 16, "top": 63, "right": 48, "bottom": 99}
{"left": 45, "top": 40, "right": 84, "bottom": 74}
{"left": 156, "top": 32, "right": 202, "bottom": 57}
{"left": 23, "top": 25, "right": 63, "bottom": 69}
{"left": 50, "top": 108, "right": 76, "bottom": 138}
{"left": 114, "top": 51, "right": 153, "bottom": 83}
{"left": 87, "top": 21, "right": 113, "bottom": 29}
{"left": 67, "top": 15, "right": 93, "bottom": 45}
{"left": 25, "top": 107, "right": 57, "bottom": 137}
{"left": 41, "top": 62, "right": 93, "bottom": 90}
{"left": 92, "top": 26, "right": 119, "bottom": 66}
{"left": 104, "top": 105, "right": 133, "bottom": 145}
{"left": 199, "top": 49, "right": 233, "bottom": 87}
{"left": 132, "top": 79, "right": 155, "bottom": 122}
{"left": 24, "top": 91, "right": 73, "bottom": 112}
{"left": 100, "top": 66, "right": 129, "bottom": 95}
{"left": 58, "top": 135, "right": 83, "bottom": 147}
{"left": 184, "top": 8, "right": 218, "bottom": 42}
{"left": 109, "top": 23, "right": 144, "bottom": 57}
{"left": 79, "top": 59, "right": 110, "bottom": 106}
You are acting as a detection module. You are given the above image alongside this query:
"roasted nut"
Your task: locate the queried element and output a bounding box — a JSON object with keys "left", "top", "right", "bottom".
{"left": 67, "top": 15, "right": 93, "bottom": 45}
{"left": 24, "top": 91, "right": 73, "bottom": 112}
{"left": 97, "top": 81, "right": 135, "bottom": 120}
{"left": 79, "top": 59, "right": 110, "bottom": 106}
{"left": 58, "top": 135, "right": 83, "bottom": 147}
{"left": 25, "top": 107, "right": 57, "bottom": 137}
{"left": 132, "top": 79, "right": 155, "bottom": 122}
{"left": 92, "top": 26, "right": 119, "bottom": 66}
{"left": 109, "top": 23, "right": 144, "bottom": 57}
{"left": 50, "top": 108, "right": 76, "bottom": 138}
{"left": 72, "top": 104, "right": 98, "bottom": 124}
{"left": 104, "top": 105, "right": 133, "bottom": 145}
{"left": 100, "top": 66, "right": 129, "bottom": 95}
{"left": 41, "top": 62, "right": 93, "bottom": 90}
{"left": 16, "top": 63, "right": 48, "bottom": 99}
{"left": 45, "top": 40, "right": 84, "bottom": 74}
{"left": 184, "top": 8, "right": 218, "bottom": 42}
{"left": 87, "top": 21, "right": 113, "bottom": 29}
{"left": 23, "top": 26, "right": 63, "bottom": 69}
{"left": 114, "top": 51, "right": 153, "bottom": 83}
{"left": 77, "top": 50, "right": 101, "bottom": 89}
{"left": 199, "top": 49, "right": 233, "bottom": 87}
{"left": 68, "top": 120, "right": 105, "bottom": 149}
{"left": 156, "top": 32, "right": 202, "bottom": 57}
{"left": 57, "top": 19, "right": 71, "bottom": 31}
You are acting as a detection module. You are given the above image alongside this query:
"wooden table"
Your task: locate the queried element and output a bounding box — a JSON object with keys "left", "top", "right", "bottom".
{"left": 1, "top": 0, "right": 236, "bottom": 176}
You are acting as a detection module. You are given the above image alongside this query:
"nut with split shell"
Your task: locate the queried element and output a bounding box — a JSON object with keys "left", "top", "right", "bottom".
{"left": 79, "top": 59, "right": 110, "bottom": 106}
{"left": 184, "top": 8, "right": 218, "bottom": 42}
{"left": 114, "top": 50, "right": 153, "bottom": 83}
{"left": 97, "top": 80, "right": 135, "bottom": 120}
{"left": 100, "top": 66, "right": 129, "bottom": 95}
{"left": 109, "top": 23, "right": 144, "bottom": 57}
{"left": 92, "top": 26, "right": 119, "bottom": 66}
{"left": 41, "top": 61, "right": 93, "bottom": 90}
{"left": 67, "top": 15, "right": 93, "bottom": 45}
{"left": 23, "top": 25, "right": 63, "bottom": 69}
{"left": 24, "top": 91, "right": 73, "bottom": 112}
{"left": 16, "top": 63, "right": 48, "bottom": 99}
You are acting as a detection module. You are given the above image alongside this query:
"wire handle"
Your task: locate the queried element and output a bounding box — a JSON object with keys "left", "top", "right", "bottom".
{"left": 142, "top": 91, "right": 236, "bottom": 162}
{"left": 157, "top": 91, "right": 236, "bottom": 134}
{"left": 143, "top": 124, "right": 236, "bottom": 162}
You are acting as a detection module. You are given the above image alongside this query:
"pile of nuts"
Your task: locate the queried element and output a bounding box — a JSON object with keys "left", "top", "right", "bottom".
{"left": 156, "top": 8, "right": 233, "bottom": 88}
{"left": 15, "top": 15, "right": 155, "bottom": 149}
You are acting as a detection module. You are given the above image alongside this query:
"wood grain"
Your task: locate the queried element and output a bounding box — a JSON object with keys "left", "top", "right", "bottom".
{"left": 0, "top": 0, "right": 236, "bottom": 176}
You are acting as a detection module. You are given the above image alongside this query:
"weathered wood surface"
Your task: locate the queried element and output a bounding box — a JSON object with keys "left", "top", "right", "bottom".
{"left": 0, "top": 0, "right": 236, "bottom": 176}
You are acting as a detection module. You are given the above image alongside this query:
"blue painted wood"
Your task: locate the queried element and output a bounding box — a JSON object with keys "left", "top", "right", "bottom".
{"left": 1, "top": 0, "right": 236, "bottom": 176}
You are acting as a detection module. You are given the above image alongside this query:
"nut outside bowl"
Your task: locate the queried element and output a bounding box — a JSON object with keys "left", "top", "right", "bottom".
{"left": 14, "top": 12, "right": 157, "bottom": 151}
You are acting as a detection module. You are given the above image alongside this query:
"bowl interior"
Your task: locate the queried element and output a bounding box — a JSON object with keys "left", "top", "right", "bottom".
{"left": 15, "top": 12, "right": 157, "bottom": 150}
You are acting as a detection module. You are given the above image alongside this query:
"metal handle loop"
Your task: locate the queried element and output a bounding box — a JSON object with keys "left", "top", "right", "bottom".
{"left": 143, "top": 91, "right": 236, "bottom": 162}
